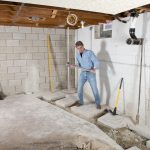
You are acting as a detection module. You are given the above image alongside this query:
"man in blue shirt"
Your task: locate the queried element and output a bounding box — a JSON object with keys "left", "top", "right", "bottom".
{"left": 70, "top": 41, "right": 101, "bottom": 109}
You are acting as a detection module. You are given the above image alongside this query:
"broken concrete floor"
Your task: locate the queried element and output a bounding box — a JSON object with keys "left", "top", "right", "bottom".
{"left": 0, "top": 94, "right": 122, "bottom": 150}
{"left": 97, "top": 124, "right": 148, "bottom": 150}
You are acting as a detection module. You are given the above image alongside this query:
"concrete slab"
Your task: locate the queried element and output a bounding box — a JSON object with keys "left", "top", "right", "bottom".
{"left": 0, "top": 94, "right": 123, "bottom": 150}
{"left": 97, "top": 113, "right": 131, "bottom": 129}
{"left": 55, "top": 97, "right": 78, "bottom": 108}
{"left": 71, "top": 103, "right": 107, "bottom": 121}
{"left": 146, "top": 140, "right": 150, "bottom": 149}
{"left": 126, "top": 146, "right": 141, "bottom": 150}
{"left": 39, "top": 91, "right": 65, "bottom": 102}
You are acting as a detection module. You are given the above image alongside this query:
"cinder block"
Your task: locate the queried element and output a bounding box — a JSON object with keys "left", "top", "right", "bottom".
{"left": 69, "top": 30, "right": 75, "bottom": 35}
{"left": 53, "top": 47, "right": 66, "bottom": 53}
{"left": 32, "top": 40, "right": 45, "bottom": 47}
{"left": 3, "top": 86, "right": 16, "bottom": 95}
{"left": 0, "top": 33, "right": 12, "bottom": 40}
{"left": 8, "top": 67, "right": 20, "bottom": 73}
{"left": 9, "top": 79, "right": 21, "bottom": 86}
{"left": 0, "top": 54, "right": 6, "bottom": 60}
{"left": 21, "top": 66, "right": 30, "bottom": 72}
{"left": 15, "top": 85, "right": 25, "bottom": 93}
{"left": 44, "top": 28, "right": 55, "bottom": 34}
{"left": 13, "top": 33, "right": 25, "bottom": 40}
{"left": 5, "top": 26, "right": 18, "bottom": 32}
{"left": 54, "top": 52, "right": 67, "bottom": 59}
{"left": 50, "top": 35, "right": 60, "bottom": 41}
{"left": 39, "top": 83, "right": 49, "bottom": 89}
{"left": 15, "top": 73, "right": 27, "bottom": 79}
{"left": 0, "top": 26, "right": 5, "bottom": 32}
{"left": 0, "top": 80, "right": 9, "bottom": 87}
{"left": 39, "top": 71, "right": 49, "bottom": 77}
{"left": 20, "top": 53, "right": 32, "bottom": 59}
{"left": 39, "top": 47, "right": 47, "bottom": 52}
{"left": 0, "top": 60, "right": 13, "bottom": 67}
{"left": 26, "top": 60, "right": 38, "bottom": 66}
{"left": 32, "top": 27, "right": 43, "bottom": 33}
{"left": 14, "top": 60, "right": 26, "bottom": 66}
{"left": 7, "top": 54, "right": 20, "bottom": 60}
{"left": 26, "top": 47, "right": 38, "bottom": 52}
{"left": 38, "top": 60, "right": 48, "bottom": 67}
{"left": 7, "top": 40, "right": 19, "bottom": 47}
{"left": 0, "top": 47, "right": 13, "bottom": 53}
{"left": 19, "top": 27, "right": 31, "bottom": 33}
{"left": 55, "top": 41, "right": 66, "bottom": 47}
{"left": 13, "top": 47, "right": 26, "bottom": 53}
{"left": 32, "top": 53, "right": 45, "bottom": 59}
{"left": 20, "top": 40, "right": 32, "bottom": 47}
{"left": 38, "top": 34, "right": 46, "bottom": 40}
{"left": 56, "top": 29, "right": 66, "bottom": 35}
{"left": 0, "top": 40, "right": 6, "bottom": 46}
{"left": 39, "top": 77, "right": 45, "bottom": 83}
{"left": 0, "top": 73, "right": 14, "bottom": 80}
{"left": 26, "top": 33, "right": 38, "bottom": 40}
{"left": 0, "top": 67, "right": 7, "bottom": 73}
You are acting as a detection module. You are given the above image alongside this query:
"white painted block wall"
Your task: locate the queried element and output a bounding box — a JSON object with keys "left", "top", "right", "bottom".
{"left": 0, "top": 26, "right": 75, "bottom": 95}
{"left": 75, "top": 12, "right": 150, "bottom": 127}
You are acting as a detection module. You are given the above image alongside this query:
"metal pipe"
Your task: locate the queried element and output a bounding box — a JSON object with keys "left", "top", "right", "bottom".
{"left": 136, "top": 39, "right": 144, "bottom": 124}
{"left": 67, "top": 27, "right": 70, "bottom": 90}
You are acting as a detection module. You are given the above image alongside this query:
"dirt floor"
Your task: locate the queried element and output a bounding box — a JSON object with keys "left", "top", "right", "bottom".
{"left": 97, "top": 124, "right": 150, "bottom": 150}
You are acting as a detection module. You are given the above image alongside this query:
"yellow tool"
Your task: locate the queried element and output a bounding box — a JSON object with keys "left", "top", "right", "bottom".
{"left": 47, "top": 34, "right": 54, "bottom": 92}
{"left": 112, "top": 78, "right": 123, "bottom": 115}
{"left": 105, "top": 78, "right": 123, "bottom": 115}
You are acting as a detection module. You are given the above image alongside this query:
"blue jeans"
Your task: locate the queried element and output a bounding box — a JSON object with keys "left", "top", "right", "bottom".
{"left": 78, "top": 71, "right": 100, "bottom": 106}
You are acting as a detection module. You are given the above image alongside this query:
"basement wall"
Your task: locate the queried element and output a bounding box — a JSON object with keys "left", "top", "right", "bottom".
{"left": 0, "top": 26, "right": 75, "bottom": 95}
{"left": 75, "top": 12, "right": 150, "bottom": 127}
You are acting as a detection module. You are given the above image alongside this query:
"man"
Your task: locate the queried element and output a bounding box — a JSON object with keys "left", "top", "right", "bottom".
{"left": 69, "top": 41, "right": 101, "bottom": 109}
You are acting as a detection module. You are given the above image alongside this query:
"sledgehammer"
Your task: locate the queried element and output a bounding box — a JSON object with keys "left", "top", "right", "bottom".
{"left": 105, "top": 78, "right": 124, "bottom": 115}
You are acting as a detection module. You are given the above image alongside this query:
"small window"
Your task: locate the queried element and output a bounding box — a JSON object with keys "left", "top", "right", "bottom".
{"left": 95, "top": 23, "right": 112, "bottom": 39}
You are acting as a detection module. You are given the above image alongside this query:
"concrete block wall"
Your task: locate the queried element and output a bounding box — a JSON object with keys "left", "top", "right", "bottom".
{"left": 75, "top": 12, "right": 150, "bottom": 127}
{"left": 0, "top": 26, "right": 75, "bottom": 95}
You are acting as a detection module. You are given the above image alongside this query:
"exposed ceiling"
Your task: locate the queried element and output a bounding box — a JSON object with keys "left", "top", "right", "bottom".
{"left": 2, "top": 0, "right": 150, "bottom": 15}
{"left": 0, "top": 1, "right": 149, "bottom": 29}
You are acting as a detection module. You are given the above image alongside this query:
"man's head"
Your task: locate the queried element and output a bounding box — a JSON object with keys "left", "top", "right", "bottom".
{"left": 75, "top": 41, "right": 85, "bottom": 53}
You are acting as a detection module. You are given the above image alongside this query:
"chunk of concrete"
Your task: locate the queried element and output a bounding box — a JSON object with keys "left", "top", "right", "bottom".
{"left": 126, "top": 146, "right": 141, "bottom": 150}
{"left": 97, "top": 113, "right": 132, "bottom": 129}
{"left": 55, "top": 97, "right": 78, "bottom": 108}
{"left": 71, "top": 103, "right": 107, "bottom": 121}
{"left": 39, "top": 91, "right": 65, "bottom": 102}
{"left": 146, "top": 140, "right": 150, "bottom": 149}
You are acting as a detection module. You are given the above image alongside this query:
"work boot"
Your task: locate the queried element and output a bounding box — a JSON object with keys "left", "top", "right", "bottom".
{"left": 75, "top": 101, "right": 83, "bottom": 107}
{"left": 96, "top": 104, "right": 101, "bottom": 109}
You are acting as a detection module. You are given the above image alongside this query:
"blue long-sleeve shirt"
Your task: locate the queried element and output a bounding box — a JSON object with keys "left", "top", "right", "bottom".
{"left": 76, "top": 49, "right": 99, "bottom": 70}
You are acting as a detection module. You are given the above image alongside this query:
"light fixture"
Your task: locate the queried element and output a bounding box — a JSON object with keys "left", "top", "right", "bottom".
{"left": 80, "top": 21, "right": 85, "bottom": 28}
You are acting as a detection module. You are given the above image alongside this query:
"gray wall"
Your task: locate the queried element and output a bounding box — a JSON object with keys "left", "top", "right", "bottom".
{"left": 0, "top": 26, "right": 75, "bottom": 95}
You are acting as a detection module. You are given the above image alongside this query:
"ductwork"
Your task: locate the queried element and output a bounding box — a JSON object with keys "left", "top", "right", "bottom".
{"left": 126, "top": 9, "right": 143, "bottom": 45}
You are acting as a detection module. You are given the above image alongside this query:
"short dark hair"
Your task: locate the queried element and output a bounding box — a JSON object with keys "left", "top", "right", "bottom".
{"left": 75, "top": 41, "right": 84, "bottom": 47}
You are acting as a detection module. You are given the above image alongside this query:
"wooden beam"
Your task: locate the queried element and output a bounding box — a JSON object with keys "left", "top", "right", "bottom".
{"left": 51, "top": 10, "right": 58, "bottom": 18}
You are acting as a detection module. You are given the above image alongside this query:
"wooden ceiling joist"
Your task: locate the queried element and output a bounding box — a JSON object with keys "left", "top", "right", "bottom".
{"left": 0, "top": 1, "right": 149, "bottom": 29}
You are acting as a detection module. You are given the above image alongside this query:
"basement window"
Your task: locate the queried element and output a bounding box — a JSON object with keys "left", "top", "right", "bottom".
{"left": 94, "top": 23, "right": 112, "bottom": 39}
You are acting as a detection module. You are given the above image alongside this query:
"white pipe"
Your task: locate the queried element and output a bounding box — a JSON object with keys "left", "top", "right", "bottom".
{"left": 67, "top": 27, "right": 70, "bottom": 90}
